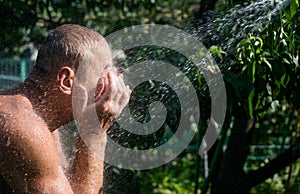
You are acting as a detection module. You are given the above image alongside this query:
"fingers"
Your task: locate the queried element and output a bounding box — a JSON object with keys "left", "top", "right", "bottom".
{"left": 106, "top": 71, "right": 128, "bottom": 102}
{"left": 94, "top": 69, "right": 131, "bottom": 116}
{"left": 94, "top": 77, "right": 105, "bottom": 102}
{"left": 73, "top": 84, "right": 88, "bottom": 112}
{"left": 119, "top": 85, "right": 131, "bottom": 110}
{"left": 113, "top": 74, "right": 126, "bottom": 102}
{"left": 107, "top": 71, "right": 119, "bottom": 100}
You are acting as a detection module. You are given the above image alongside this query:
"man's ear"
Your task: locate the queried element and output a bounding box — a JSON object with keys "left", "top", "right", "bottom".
{"left": 57, "top": 66, "right": 75, "bottom": 95}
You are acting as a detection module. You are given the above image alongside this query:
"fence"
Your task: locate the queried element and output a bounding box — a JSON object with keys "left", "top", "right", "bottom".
{"left": 0, "top": 59, "right": 34, "bottom": 89}
{"left": 244, "top": 144, "right": 290, "bottom": 172}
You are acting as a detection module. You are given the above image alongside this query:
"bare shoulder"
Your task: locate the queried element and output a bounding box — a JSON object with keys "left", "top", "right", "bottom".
{"left": 0, "top": 94, "right": 45, "bottom": 129}
{"left": 0, "top": 95, "right": 48, "bottom": 142}
{"left": 0, "top": 95, "right": 70, "bottom": 192}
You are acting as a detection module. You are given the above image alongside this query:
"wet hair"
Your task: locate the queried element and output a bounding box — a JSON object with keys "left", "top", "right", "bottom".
{"left": 34, "top": 24, "right": 107, "bottom": 78}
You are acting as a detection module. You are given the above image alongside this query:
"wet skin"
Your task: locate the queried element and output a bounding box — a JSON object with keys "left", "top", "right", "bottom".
{"left": 0, "top": 57, "right": 130, "bottom": 192}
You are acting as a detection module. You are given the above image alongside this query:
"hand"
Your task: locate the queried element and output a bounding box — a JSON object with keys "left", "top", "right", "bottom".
{"left": 73, "top": 66, "right": 131, "bottom": 133}
{"left": 94, "top": 67, "right": 131, "bottom": 130}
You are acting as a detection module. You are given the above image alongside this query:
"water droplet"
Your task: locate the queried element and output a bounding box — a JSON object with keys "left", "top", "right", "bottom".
{"left": 5, "top": 137, "right": 10, "bottom": 146}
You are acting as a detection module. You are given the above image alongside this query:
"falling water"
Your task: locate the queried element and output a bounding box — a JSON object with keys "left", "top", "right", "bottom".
{"left": 195, "top": 0, "right": 291, "bottom": 53}
{"left": 54, "top": 0, "right": 293, "bottom": 193}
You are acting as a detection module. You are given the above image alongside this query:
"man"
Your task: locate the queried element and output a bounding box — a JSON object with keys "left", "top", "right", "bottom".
{"left": 0, "top": 24, "right": 131, "bottom": 193}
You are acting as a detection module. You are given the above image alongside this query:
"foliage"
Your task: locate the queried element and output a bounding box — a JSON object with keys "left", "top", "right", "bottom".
{"left": 224, "top": 0, "right": 299, "bottom": 119}
{"left": 219, "top": 0, "right": 300, "bottom": 192}
{"left": 0, "top": 0, "right": 199, "bottom": 57}
{"left": 1, "top": 0, "right": 300, "bottom": 193}
{"left": 138, "top": 153, "right": 199, "bottom": 194}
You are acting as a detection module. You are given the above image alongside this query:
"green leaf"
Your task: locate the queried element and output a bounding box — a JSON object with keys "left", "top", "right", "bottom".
{"left": 273, "top": 80, "right": 281, "bottom": 98}
{"left": 209, "top": 45, "right": 227, "bottom": 59}
{"left": 248, "top": 87, "right": 255, "bottom": 118}
{"left": 252, "top": 61, "right": 256, "bottom": 83}
{"left": 280, "top": 73, "right": 286, "bottom": 87}
{"left": 263, "top": 58, "right": 272, "bottom": 70}
{"left": 291, "top": 11, "right": 300, "bottom": 40}
{"left": 290, "top": 0, "right": 299, "bottom": 19}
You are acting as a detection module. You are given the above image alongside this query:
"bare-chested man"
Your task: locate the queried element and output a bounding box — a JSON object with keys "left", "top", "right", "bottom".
{"left": 0, "top": 24, "right": 131, "bottom": 193}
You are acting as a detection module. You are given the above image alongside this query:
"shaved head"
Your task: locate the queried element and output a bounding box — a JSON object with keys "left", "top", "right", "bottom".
{"left": 34, "top": 24, "right": 111, "bottom": 78}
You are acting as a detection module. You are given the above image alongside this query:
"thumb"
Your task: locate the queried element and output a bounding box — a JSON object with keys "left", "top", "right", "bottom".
{"left": 94, "top": 77, "right": 106, "bottom": 102}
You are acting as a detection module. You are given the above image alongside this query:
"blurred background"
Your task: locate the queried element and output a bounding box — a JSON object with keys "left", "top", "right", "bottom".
{"left": 1, "top": 0, "right": 300, "bottom": 193}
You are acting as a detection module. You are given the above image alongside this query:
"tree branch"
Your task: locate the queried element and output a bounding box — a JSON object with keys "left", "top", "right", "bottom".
{"left": 46, "top": 0, "right": 53, "bottom": 23}
{"left": 211, "top": 106, "right": 254, "bottom": 194}
{"left": 243, "top": 141, "right": 300, "bottom": 189}
{"left": 194, "top": 0, "right": 218, "bottom": 21}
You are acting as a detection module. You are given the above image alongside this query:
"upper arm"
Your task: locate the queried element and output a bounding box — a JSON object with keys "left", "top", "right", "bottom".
{"left": 0, "top": 113, "right": 73, "bottom": 193}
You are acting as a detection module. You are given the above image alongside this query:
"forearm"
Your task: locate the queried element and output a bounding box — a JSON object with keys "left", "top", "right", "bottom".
{"left": 52, "top": 130, "right": 69, "bottom": 170}
{"left": 68, "top": 134, "right": 107, "bottom": 194}
{"left": 68, "top": 68, "right": 130, "bottom": 193}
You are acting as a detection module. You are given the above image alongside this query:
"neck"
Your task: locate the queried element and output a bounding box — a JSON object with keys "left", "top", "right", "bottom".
{"left": 19, "top": 73, "right": 73, "bottom": 131}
